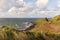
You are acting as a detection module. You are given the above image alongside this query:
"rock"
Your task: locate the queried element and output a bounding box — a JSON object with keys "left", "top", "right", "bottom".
{"left": 15, "top": 22, "right": 36, "bottom": 31}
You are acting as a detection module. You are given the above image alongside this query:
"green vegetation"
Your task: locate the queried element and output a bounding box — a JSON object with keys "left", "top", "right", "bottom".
{"left": 34, "top": 18, "right": 48, "bottom": 25}
{"left": 49, "top": 15, "right": 60, "bottom": 26}
{"left": 0, "top": 26, "right": 60, "bottom": 40}
{"left": 0, "top": 26, "right": 45, "bottom": 40}
{"left": 0, "top": 15, "right": 60, "bottom": 40}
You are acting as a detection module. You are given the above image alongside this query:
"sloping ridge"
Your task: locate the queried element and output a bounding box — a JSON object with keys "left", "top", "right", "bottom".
{"left": 29, "top": 16, "right": 60, "bottom": 34}
{"left": 29, "top": 18, "right": 54, "bottom": 33}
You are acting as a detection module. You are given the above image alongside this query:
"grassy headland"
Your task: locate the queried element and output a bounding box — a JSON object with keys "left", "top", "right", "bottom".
{"left": 0, "top": 15, "right": 60, "bottom": 40}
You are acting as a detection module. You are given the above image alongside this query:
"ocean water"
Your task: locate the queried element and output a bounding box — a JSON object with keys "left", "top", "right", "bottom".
{"left": 0, "top": 18, "right": 39, "bottom": 27}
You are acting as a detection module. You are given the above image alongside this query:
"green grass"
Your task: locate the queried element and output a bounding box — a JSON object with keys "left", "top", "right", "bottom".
{"left": 0, "top": 26, "right": 60, "bottom": 40}
{"left": 0, "top": 15, "right": 60, "bottom": 40}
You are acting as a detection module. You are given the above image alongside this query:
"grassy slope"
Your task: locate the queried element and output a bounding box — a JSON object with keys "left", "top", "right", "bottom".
{"left": 0, "top": 26, "right": 46, "bottom": 40}
{"left": 0, "top": 15, "right": 60, "bottom": 40}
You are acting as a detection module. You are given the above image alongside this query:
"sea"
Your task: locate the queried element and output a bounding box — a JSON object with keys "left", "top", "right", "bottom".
{"left": 0, "top": 18, "right": 39, "bottom": 27}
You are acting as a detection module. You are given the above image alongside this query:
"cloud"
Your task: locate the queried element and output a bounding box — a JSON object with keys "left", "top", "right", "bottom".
{"left": 0, "top": 0, "right": 16, "bottom": 12}
{"left": 27, "top": 11, "right": 60, "bottom": 18}
{"left": 0, "top": 0, "right": 60, "bottom": 18}
{"left": 15, "top": 0, "right": 25, "bottom": 8}
{"left": 8, "top": 2, "right": 36, "bottom": 17}
{"left": 57, "top": 0, "right": 60, "bottom": 10}
{"left": 38, "top": 11, "right": 60, "bottom": 18}
{"left": 36, "top": 0, "right": 49, "bottom": 9}
{"left": 0, "top": 0, "right": 25, "bottom": 12}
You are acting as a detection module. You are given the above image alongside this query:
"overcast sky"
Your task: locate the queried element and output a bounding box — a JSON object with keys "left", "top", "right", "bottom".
{"left": 0, "top": 0, "right": 60, "bottom": 18}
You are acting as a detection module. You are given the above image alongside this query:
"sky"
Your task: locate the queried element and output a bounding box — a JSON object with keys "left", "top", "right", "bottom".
{"left": 0, "top": 0, "right": 60, "bottom": 18}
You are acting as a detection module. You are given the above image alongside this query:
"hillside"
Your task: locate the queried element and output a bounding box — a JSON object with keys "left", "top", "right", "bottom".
{"left": 49, "top": 15, "right": 60, "bottom": 25}
{"left": 30, "top": 15, "right": 60, "bottom": 33}
{"left": 49, "top": 15, "right": 60, "bottom": 32}
{"left": 0, "top": 15, "right": 60, "bottom": 40}
{"left": 30, "top": 18, "right": 53, "bottom": 33}
{"left": 0, "top": 26, "right": 47, "bottom": 40}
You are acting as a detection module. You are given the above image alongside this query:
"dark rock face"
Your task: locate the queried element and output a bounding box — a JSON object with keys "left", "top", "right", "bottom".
{"left": 15, "top": 22, "right": 36, "bottom": 31}
{"left": 45, "top": 18, "right": 48, "bottom": 21}
{"left": 25, "top": 22, "right": 36, "bottom": 30}
{"left": 21, "top": 22, "right": 36, "bottom": 31}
